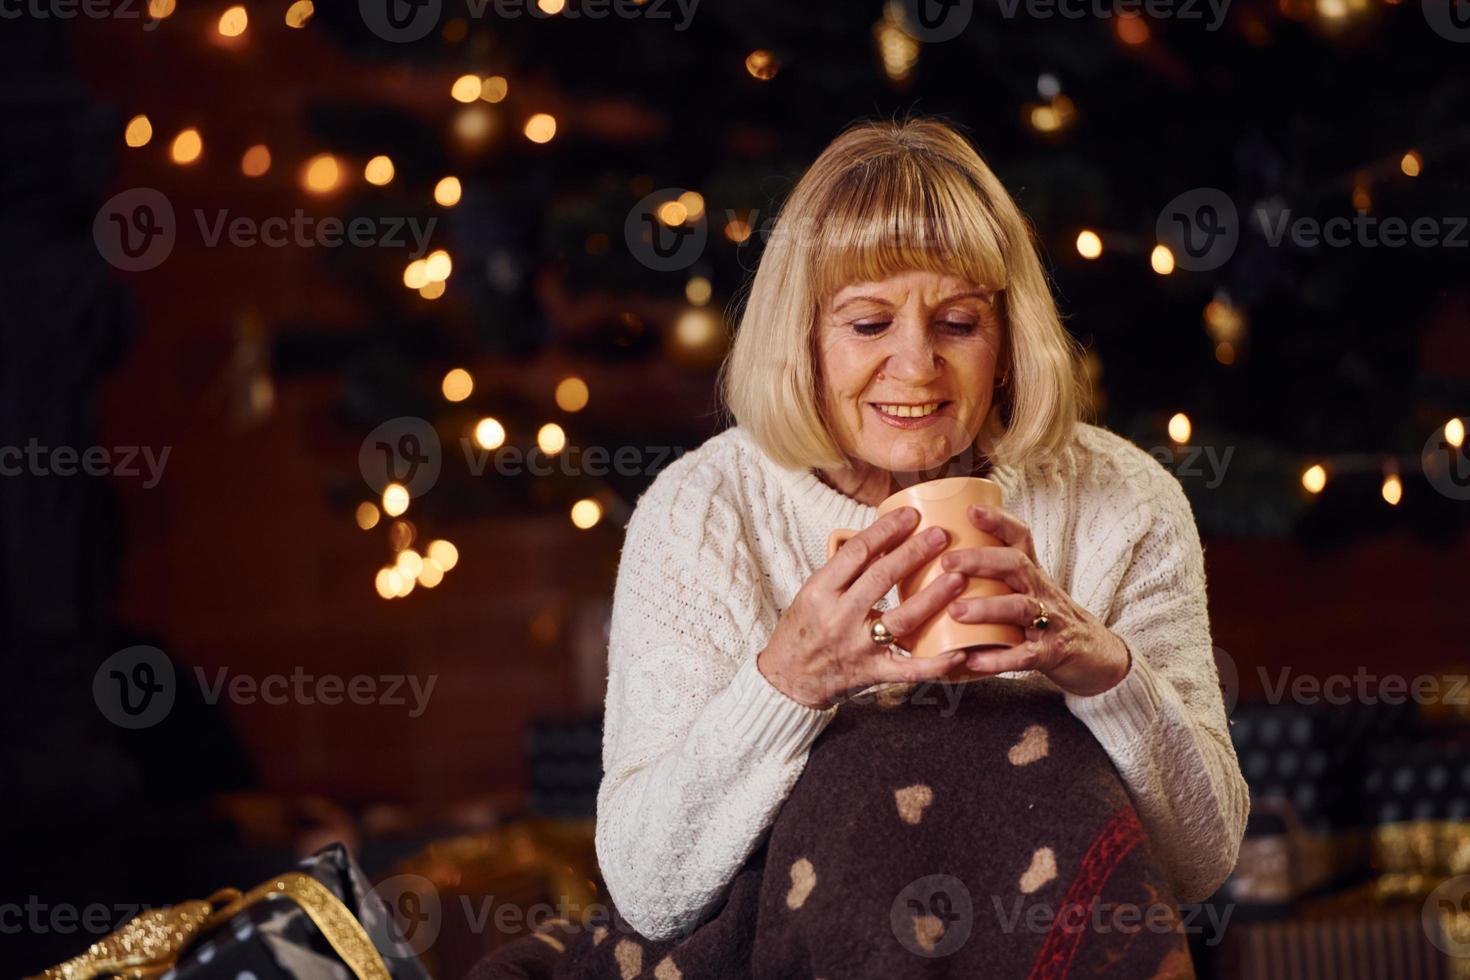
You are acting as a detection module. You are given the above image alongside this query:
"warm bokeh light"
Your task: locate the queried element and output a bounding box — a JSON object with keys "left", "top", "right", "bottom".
{"left": 480, "top": 76, "right": 509, "bottom": 103}
{"left": 419, "top": 281, "right": 446, "bottom": 300}
{"left": 301, "top": 154, "right": 341, "bottom": 194}
{"left": 355, "top": 501, "right": 381, "bottom": 530}
{"left": 389, "top": 520, "right": 415, "bottom": 552}
{"left": 364, "top": 155, "right": 395, "bottom": 186}
{"left": 1150, "top": 244, "right": 1176, "bottom": 275}
{"left": 434, "top": 176, "right": 462, "bottom": 206}
{"left": 524, "top": 113, "right": 557, "bottom": 143}
{"left": 395, "top": 549, "right": 424, "bottom": 579}
{"left": 554, "top": 376, "right": 589, "bottom": 412}
{"left": 685, "top": 276, "right": 712, "bottom": 305}
{"left": 1204, "top": 296, "right": 1246, "bottom": 343}
{"left": 656, "top": 201, "right": 689, "bottom": 226}
{"left": 570, "top": 498, "right": 603, "bottom": 530}
{"left": 1167, "top": 413, "right": 1192, "bottom": 444}
{"left": 451, "top": 75, "right": 483, "bottom": 103}
{"left": 537, "top": 422, "right": 567, "bottom": 455}
{"left": 677, "top": 191, "right": 705, "bottom": 220}
{"left": 745, "top": 49, "right": 779, "bottom": 80}
{"left": 241, "top": 144, "right": 271, "bottom": 177}
{"left": 1401, "top": 150, "right": 1423, "bottom": 177}
{"left": 673, "top": 307, "right": 722, "bottom": 352}
{"left": 284, "top": 0, "right": 314, "bottom": 27}
{"left": 170, "top": 128, "right": 202, "bottom": 165}
{"left": 218, "top": 6, "right": 248, "bottom": 37}
{"left": 538, "top": 0, "right": 566, "bottom": 11}
{"left": 417, "top": 559, "right": 444, "bottom": 588}
{"left": 147, "top": 0, "right": 175, "bottom": 18}
{"left": 424, "top": 249, "right": 453, "bottom": 282}
{"left": 1076, "top": 230, "right": 1102, "bottom": 259}
{"left": 427, "top": 539, "right": 459, "bottom": 572}
{"left": 442, "top": 368, "right": 473, "bottom": 402}
{"left": 474, "top": 417, "right": 506, "bottom": 450}
{"left": 454, "top": 105, "right": 494, "bottom": 146}
{"left": 1215, "top": 341, "right": 1236, "bottom": 365}
{"left": 382, "top": 482, "right": 410, "bottom": 517}
{"left": 1446, "top": 417, "right": 1466, "bottom": 448}
{"left": 1116, "top": 12, "right": 1149, "bottom": 44}
{"left": 1301, "top": 464, "right": 1327, "bottom": 494}
{"left": 1381, "top": 472, "right": 1403, "bottom": 506}
{"left": 724, "top": 218, "right": 752, "bottom": 243}
{"left": 375, "top": 567, "right": 400, "bottom": 600}
{"left": 124, "top": 114, "right": 152, "bottom": 148}
{"left": 403, "top": 259, "right": 430, "bottom": 290}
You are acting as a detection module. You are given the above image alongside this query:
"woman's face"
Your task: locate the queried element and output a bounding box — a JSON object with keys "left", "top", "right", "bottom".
{"left": 816, "top": 268, "right": 1003, "bottom": 477}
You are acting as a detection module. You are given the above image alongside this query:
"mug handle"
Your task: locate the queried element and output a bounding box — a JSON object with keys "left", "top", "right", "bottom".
{"left": 827, "top": 528, "right": 857, "bottom": 560}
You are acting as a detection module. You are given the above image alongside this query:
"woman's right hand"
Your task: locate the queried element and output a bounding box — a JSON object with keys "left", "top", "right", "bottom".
{"left": 756, "top": 506, "right": 970, "bottom": 710}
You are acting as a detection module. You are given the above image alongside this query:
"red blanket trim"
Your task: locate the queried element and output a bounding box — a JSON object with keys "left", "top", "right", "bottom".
{"left": 1026, "top": 806, "right": 1147, "bottom": 980}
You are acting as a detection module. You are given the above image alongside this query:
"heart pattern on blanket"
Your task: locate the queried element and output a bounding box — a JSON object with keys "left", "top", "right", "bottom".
{"left": 894, "top": 784, "right": 935, "bottom": 825}
{"left": 1007, "top": 723, "right": 1050, "bottom": 766}
{"left": 614, "top": 938, "right": 642, "bottom": 979}
{"left": 1019, "top": 846, "right": 1058, "bottom": 894}
{"left": 786, "top": 857, "right": 817, "bottom": 909}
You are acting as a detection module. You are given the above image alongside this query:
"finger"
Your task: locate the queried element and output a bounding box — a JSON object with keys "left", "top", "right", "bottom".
{"left": 947, "top": 592, "right": 1036, "bottom": 626}
{"left": 869, "top": 649, "right": 969, "bottom": 686}
{"left": 968, "top": 504, "right": 1038, "bottom": 562}
{"left": 963, "top": 641, "right": 1043, "bottom": 675}
{"left": 884, "top": 572, "right": 968, "bottom": 638}
{"left": 821, "top": 507, "right": 922, "bottom": 592}
{"left": 845, "top": 524, "right": 951, "bottom": 612}
{"left": 939, "top": 545, "right": 1031, "bottom": 591}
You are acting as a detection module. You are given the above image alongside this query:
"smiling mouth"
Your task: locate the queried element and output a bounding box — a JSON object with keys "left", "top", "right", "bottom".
{"left": 870, "top": 400, "right": 950, "bottom": 419}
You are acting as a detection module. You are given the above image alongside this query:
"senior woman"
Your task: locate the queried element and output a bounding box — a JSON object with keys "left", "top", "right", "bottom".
{"left": 594, "top": 117, "right": 1248, "bottom": 950}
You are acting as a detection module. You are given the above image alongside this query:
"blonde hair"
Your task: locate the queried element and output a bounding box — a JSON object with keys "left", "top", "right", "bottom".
{"left": 719, "top": 116, "right": 1089, "bottom": 473}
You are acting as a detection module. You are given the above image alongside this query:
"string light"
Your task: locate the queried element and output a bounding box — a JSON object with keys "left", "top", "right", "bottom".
{"left": 427, "top": 539, "right": 459, "bottom": 571}
{"left": 419, "top": 281, "right": 446, "bottom": 300}
{"left": 284, "top": 1, "right": 314, "bottom": 28}
{"left": 451, "top": 75, "right": 483, "bottom": 103}
{"left": 403, "top": 259, "right": 430, "bottom": 289}
{"left": 685, "top": 276, "right": 713, "bottom": 305}
{"left": 170, "top": 128, "right": 202, "bottom": 165}
{"left": 1301, "top": 464, "right": 1327, "bottom": 494}
{"left": 1168, "top": 413, "right": 1192, "bottom": 444}
{"left": 554, "top": 376, "right": 589, "bottom": 412}
{"left": 364, "top": 155, "right": 395, "bottom": 185}
{"left": 474, "top": 417, "right": 506, "bottom": 450}
{"left": 375, "top": 567, "right": 401, "bottom": 600}
{"left": 218, "top": 6, "right": 248, "bottom": 38}
{"left": 524, "top": 113, "right": 557, "bottom": 143}
{"left": 434, "top": 176, "right": 462, "bottom": 206}
{"left": 301, "top": 154, "right": 341, "bottom": 194}
{"left": 424, "top": 249, "right": 453, "bottom": 282}
{"left": 147, "top": 0, "right": 175, "bottom": 19}
{"left": 1401, "top": 150, "right": 1423, "bottom": 177}
{"left": 1150, "top": 244, "right": 1176, "bottom": 275}
{"left": 382, "top": 482, "right": 410, "bottom": 517}
{"left": 745, "top": 50, "right": 779, "bottom": 80}
{"left": 537, "top": 423, "right": 567, "bottom": 455}
{"left": 124, "top": 115, "right": 152, "bottom": 148}
{"left": 417, "top": 559, "right": 444, "bottom": 588}
{"left": 480, "top": 76, "right": 509, "bottom": 103}
{"left": 1381, "top": 467, "right": 1403, "bottom": 506}
{"left": 1447, "top": 418, "right": 1466, "bottom": 449}
{"left": 395, "top": 549, "right": 424, "bottom": 579}
{"left": 355, "top": 502, "right": 381, "bottom": 530}
{"left": 1116, "top": 12, "right": 1149, "bottom": 43}
{"left": 570, "top": 498, "right": 603, "bottom": 529}
{"left": 873, "top": 3, "right": 920, "bottom": 84}
{"left": 1075, "top": 230, "right": 1102, "bottom": 259}
{"left": 241, "top": 145, "right": 271, "bottom": 177}
{"left": 442, "top": 368, "right": 473, "bottom": 402}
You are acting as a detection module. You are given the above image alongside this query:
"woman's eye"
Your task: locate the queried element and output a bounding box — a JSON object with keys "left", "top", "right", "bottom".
{"left": 938, "top": 320, "right": 977, "bottom": 333}
{"left": 852, "top": 321, "right": 890, "bottom": 336}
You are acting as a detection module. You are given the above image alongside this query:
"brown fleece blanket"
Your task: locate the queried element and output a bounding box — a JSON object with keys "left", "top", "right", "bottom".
{"left": 469, "top": 676, "right": 1195, "bottom": 979}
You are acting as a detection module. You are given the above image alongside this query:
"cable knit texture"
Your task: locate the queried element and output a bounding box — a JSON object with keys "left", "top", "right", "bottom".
{"left": 595, "top": 421, "right": 1249, "bottom": 942}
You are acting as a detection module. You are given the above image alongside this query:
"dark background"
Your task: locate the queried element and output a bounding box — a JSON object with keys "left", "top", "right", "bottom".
{"left": 2, "top": 0, "right": 1468, "bottom": 976}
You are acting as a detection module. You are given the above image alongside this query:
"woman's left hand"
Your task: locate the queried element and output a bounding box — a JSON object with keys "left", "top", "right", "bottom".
{"left": 938, "top": 503, "right": 1132, "bottom": 698}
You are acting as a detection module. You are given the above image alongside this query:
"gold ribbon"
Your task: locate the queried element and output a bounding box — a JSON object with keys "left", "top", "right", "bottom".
{"left": 29, "top": 873, "right": 392, "bottom": 980}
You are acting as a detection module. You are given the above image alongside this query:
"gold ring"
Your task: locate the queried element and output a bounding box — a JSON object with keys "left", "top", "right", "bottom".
{"left": 869, "top": 618, "right": 895, "bottom": 647}
{"left": 1030, "top": 599, "right": 1050, "bottom": 631}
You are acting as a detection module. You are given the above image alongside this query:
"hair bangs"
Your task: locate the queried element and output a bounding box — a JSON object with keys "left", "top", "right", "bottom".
{"left": 806, "top": 153, "right": 1011, "bottom": 310}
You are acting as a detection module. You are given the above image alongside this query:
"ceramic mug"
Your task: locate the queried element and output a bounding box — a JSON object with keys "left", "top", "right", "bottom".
{"left": 827, "top": 476, "right": 1025, "bottom": 661}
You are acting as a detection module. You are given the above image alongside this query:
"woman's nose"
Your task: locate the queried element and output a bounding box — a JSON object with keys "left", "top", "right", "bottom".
{"left": 883, "top": 323, "right": 940, "bottom": 381}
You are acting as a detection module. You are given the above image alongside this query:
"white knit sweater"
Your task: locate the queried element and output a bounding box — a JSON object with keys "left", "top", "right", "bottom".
{"left": 595, "top": 422, "right": 1249, "bottom": 942}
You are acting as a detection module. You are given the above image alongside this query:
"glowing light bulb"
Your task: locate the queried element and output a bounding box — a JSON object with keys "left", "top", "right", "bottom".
{"left": 442, "top": 368, "right": 473, "bottom": 402}
{"left": 382, "top": 482, "right": 410, "bottom": 517}
{"left": 474, "top": 417, "right": 505, "bottom": 450}
{"left": 1076, "top": 230, "right": 1102, "bottom": 259}
{"left": 537, "top": 423, "right": 567, "bottom": 455}
{"left": 1167, "top": 413, "right": 1192, "bottom": 444}
{"left": 124, "top": 114, "right": 152, "bottom": 148}
{"left": 1301, "top": 464, "right": 1327, "bottom": 494}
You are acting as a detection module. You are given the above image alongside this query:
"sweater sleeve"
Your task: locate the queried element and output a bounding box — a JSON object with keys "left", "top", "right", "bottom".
{"left": 1062, "top": 473, "right": 1251, "bottom": 903}
{"left": 594, "top": 470, "right": 840, "bottom": 943}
